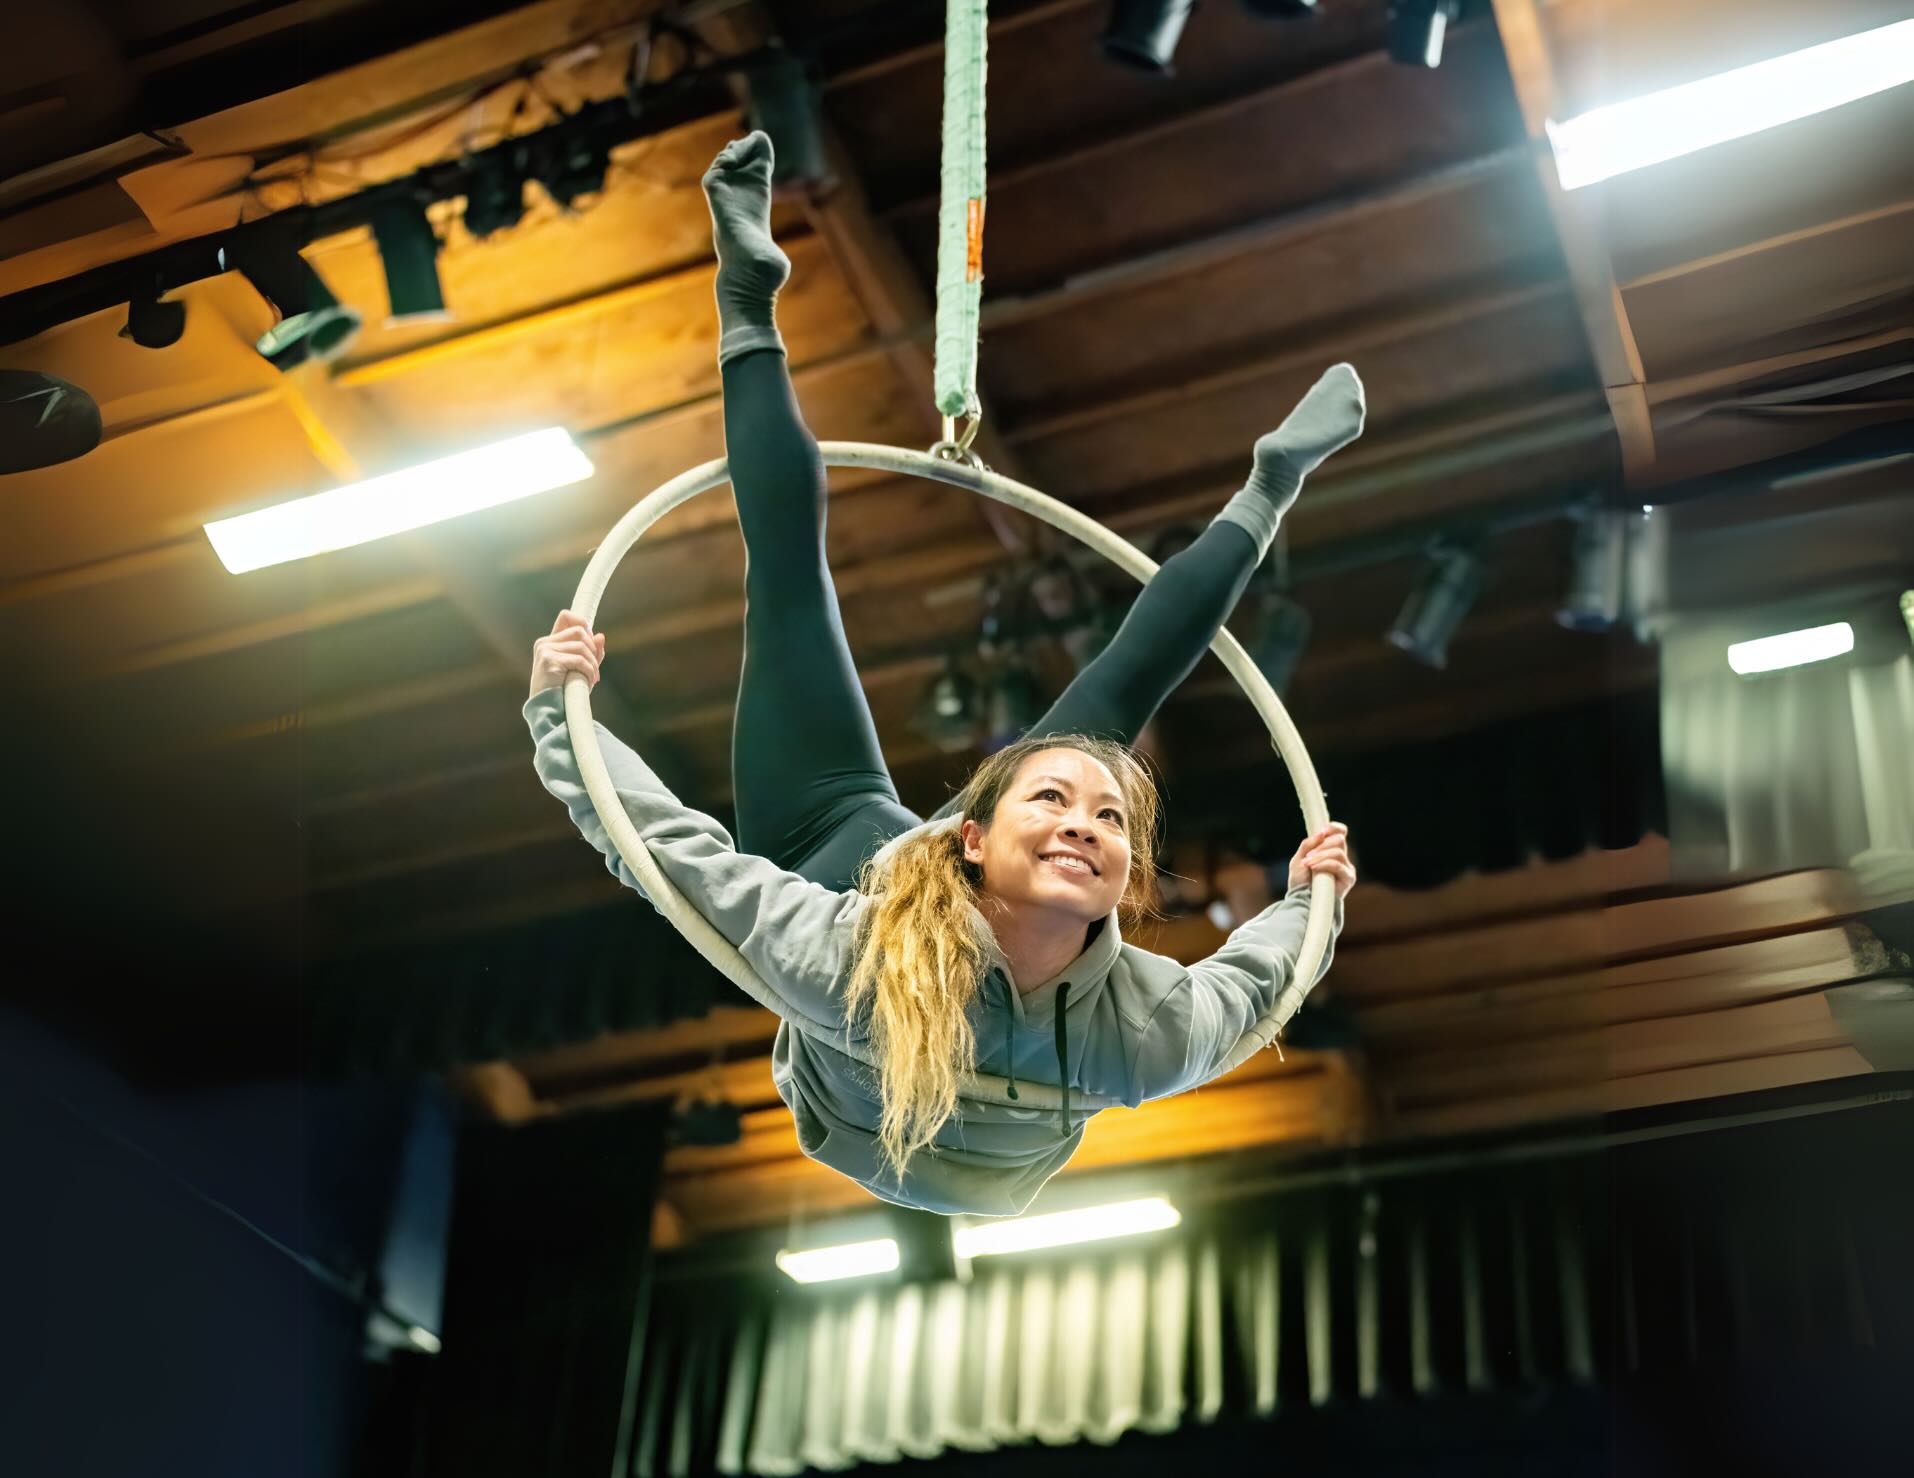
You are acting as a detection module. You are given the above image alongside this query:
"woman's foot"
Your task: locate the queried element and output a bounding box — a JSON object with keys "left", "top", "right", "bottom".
{"left": 1217, "top": 364, "right": 1367, "bottom": 556}
{"left": 702, "top": 131, "right": 791, "bottom": 362}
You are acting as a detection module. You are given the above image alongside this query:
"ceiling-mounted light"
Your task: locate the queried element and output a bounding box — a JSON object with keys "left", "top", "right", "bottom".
{"left": 370, "top": 199, "right": 448, "bottom": 322}
{"left": 1387, "top": 0, "right": 1460, "bottom": 68}
{"left": 1900, "top": 590, "right": 1913, "bottom": 648}
{"left": 1250, "top": 594, "right": 1312, "bottom": 695}
{"left": 121, "top": 287, "right": 186, "bottom": 349}
{"left": 462, "top": 161, "right": 528, "bottom": 239}
{"left": 0, "top": 369, "right": 101, "bottom": 475}
{"left": 1240, "top": 0, "right": 1319, "bottom": 16}
{"left": 952, "top": 1196, "right": 1181, "bottom": 1259}
{"left": 1727, "top": 622, "right": 1855, "bottom": 677}
{"left": 915, "top": 659, "right": 981, "bottom": 752}
{"left": 1386, "top": 544, "right": 1484, "bottom": 669}
{"left": 224, "top": 240, "right": 362, "bottom": 370}
{"left": 203, "top": 426, "right": 593, "bottom": 573}
{"left": 776, "top": 1238, "right": 900, "bottom": 1284}
{"left": 744, "top": 50, "right": 830, "bottom": 188}
{"left": 539, "top": 132, "right": 612, "bottom": 210}
{"left": 1101, "top": 0, "right": 1197, "bottom": 74}
{"left": 984, "top": 659, "right": 1046, "bottom": 752}
{"left": 1547, "top": 19, "right": 1914, "bottom": 191}
{"left": 1556, "top": 506, "right": 1629, "bottom": 632}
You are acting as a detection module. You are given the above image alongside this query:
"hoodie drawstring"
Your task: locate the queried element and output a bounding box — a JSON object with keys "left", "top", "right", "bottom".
{"left": 1054, "top": 981, "right": 1072, "bottom": 1140}
{"left": 1000, "top": 972, "right": 1019, "bottom": 1102}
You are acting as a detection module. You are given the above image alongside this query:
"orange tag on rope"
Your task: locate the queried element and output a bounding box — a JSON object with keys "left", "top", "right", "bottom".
{"left": 965, "top": 197, "right": 986, "bottom": 283}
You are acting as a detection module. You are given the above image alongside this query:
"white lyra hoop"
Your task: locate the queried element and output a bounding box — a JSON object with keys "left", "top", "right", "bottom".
{"left": 564, "top": 442, "right": 1335, "bottom": 1111}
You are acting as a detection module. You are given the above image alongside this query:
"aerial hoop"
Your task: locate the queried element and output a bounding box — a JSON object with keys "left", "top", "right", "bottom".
{"left": 563, "top": 441, "right": 1336, "bottom": 1111}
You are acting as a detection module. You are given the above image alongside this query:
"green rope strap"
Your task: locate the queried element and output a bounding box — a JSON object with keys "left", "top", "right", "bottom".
{"left": 933, "top": 0, "right": 988, "bottom": 421}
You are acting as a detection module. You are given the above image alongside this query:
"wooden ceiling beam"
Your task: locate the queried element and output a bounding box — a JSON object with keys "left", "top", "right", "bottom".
{"left": 10, "top": 140, "right": 1529, "bottom": 623}
{"left": 1614, "top": 198, "right": 1914, "bottom": 293}
{"left": 1489, "top": 0, "right": 1655, "bottom": 481}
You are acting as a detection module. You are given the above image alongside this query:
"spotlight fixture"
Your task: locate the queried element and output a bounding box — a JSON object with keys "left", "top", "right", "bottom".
{"left": 539, "top": 132, "right": 612, "bottom": 210}
{"left": 915, "top": 659, "right": 981, "bottom": 752}
{"left": 1386, "top": 543, "right": 1483, "bottom": 669}
{"left": 121, "top": 289, "right": 186, "bottom": 349}
{"left": 1101, "top": 0, "right": 1197, "bottom": 74}
{"left": 1387, "top": 0, "right": 1460, "bottom": 68}
{"left": 370, "top": 199, "right": 448, "bottom": 322}
{"left": 461, "top": 163, "right": 528, "bottom": 239}
{"left": 0, "top": 369, "right": 101, "bottom": 474}
{"left": 224, "top": 240, "right": 362, "bottom": 370}
{"left": 1250, "top": 593, "right": 1312, "bottom": 695}
{"left": 1556, "top": 506, "right": 1629, "bottom": 632}
{"left": 984, "top": 659, "right": 1046, "bottom": 752}
{"left": 744, "top": 51, "right": 831, "bottom": 188}
{"left": 1240, "top": 0, "right": 1319, "bottom": 16}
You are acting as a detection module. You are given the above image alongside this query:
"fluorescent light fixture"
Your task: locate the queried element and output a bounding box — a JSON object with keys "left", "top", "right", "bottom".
{"left": 1728, "top": 622, "right": 1854, "bottom": 676}
{"left": 953, "top": 1196, "right": 1181, "bottom": 1259}
{"left": 775, "top": 1237, "right": 901, "bottom": 1284}
{"left": 1899, "top": 591, "right": 1913, "bottom": 646}
{"left": 205, "top": 427, "right": 592, "bottom": 573}
{"left": 1546, "top": 19, "right": 1914, "bottom": 190}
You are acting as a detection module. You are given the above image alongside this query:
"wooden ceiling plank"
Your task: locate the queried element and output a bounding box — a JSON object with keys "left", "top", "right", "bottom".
{"left": 1615, "top": 198, "right": 1914, "bottom": 293}
{"left": 1642, "top": 325, "right": 1914, "bottom": 409}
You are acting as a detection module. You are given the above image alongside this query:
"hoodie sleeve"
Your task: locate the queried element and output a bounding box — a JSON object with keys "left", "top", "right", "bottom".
{"left": 524, "top": 689, "right": 864, "bottom": 1037}
{"left": 1129, "top": 885, "right": 1343, "bottom": 1102}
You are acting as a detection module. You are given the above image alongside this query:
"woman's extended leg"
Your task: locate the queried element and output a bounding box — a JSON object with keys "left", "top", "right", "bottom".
{"left": 707, "top": 133, "right": 922, "bottom": 883}
{"left": 1023, "top": 363, "right": 1366, "bottom": 745}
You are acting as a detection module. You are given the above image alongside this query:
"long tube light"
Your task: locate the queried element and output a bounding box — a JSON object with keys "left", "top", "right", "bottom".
{"left": 204, "top": 427, "right": 593, "bottom": 573}
{"left": 1727, "top": 622, "right": 1854, "bottom": 676}
{"left": 953, "top": 1196, "right": 1181, "bottom": 1259}
{"left": 775, "top": 1238, "right": 900, "bottom": 1284}
{"left": 1546, "top": 19, "right": 1914, "bottom": 190}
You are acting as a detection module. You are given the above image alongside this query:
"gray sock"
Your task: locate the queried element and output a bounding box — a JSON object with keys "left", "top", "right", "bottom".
{"left": 1217, "top": 363, "right": 1366, "bottom": 558}
{"left": 702, "top": 131, "right": 791, "bottom": 364}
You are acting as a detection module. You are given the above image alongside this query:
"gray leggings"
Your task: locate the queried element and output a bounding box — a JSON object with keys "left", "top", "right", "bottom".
{"left": 727, "top": 348, "right": 1261, "bottom": 890}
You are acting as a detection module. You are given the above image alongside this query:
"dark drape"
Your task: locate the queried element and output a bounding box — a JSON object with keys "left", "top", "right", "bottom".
{"left": 413, "top": 1098, "right": 672, "bottom": 1477}
{"left": 1176, "top": 689, "right": 1665, "bottom": 890}
{"left": 630, "top": 1084, "right": 1914, "bottom": 1478}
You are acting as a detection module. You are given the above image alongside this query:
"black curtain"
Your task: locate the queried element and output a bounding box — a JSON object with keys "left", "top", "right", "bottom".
{"left": 1177, "top": 690, "right": 1665, "bottom": 889}
{"left": 411, "top": 1099, "right": 672, "bottom": 1477}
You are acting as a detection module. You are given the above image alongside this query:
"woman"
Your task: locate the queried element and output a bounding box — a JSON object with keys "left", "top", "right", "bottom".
{"left": 521, "top": 132, "right": 1360, "bottom": 1216}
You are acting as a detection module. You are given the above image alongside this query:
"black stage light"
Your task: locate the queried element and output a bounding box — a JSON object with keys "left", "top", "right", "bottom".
{"left": 1556, "top": 507, "right": 1629, "bottom": 632}
{"left": 541, "top": 134, "right": 611, "bottom": 210}
{"left": 745, "top": 51, "right": 831, "bottom": 188}
{"left": 1240, "top": 0, "right": 1319, "bottom": 16}
{"left": 984, "top": 660, "right": 1046, "bottom": 752}
{"left": 917, "top": 659, "right": 982, "bottom": 752}
{"left": 1386, "top": 544, "right": 1483, "bottom": 669}
{"left": 121, "top": 290, "right": 186, "bottom": 349}
{"left": 462, "top": 163, "right": 528, "bottom": 239}
{"left": 1251, "top": 594, "right": 1313, "bottom": 695}
{"left": 1388, "top": 0, "right": 1461, "bottom": 67}
{"left": 1102, "top": 0, "right": 1198, "bottom": 74}
{"left": 224, "top": 240, "right": 362, "bottom": 370}
{"left": 371, "top": 199, "right": 448, "bottom": 322}
{"left": 0, "top": 369, "right": 101, "bottom": 474}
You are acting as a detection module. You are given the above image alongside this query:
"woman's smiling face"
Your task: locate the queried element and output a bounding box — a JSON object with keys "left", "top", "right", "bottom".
{"left": 961, "top": 747, "right": 1133, "bottom": 923}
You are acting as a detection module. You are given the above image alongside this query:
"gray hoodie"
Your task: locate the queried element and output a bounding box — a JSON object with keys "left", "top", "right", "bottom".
{"left": 526, "top": 690, "right": 1340, "bottom": 1217}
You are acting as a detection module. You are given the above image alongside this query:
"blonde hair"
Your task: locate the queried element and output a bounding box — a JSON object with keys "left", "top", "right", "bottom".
{"left": 847, "top": 735, "right": 1161, "bottom": 1180}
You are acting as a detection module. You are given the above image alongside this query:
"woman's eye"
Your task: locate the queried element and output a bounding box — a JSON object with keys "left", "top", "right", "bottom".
{"left": 1100, "top": 809, "right": 1122, "bottom": 824}
{"left": 1036, "top": 788, "right": 1063, "bottom": 802}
